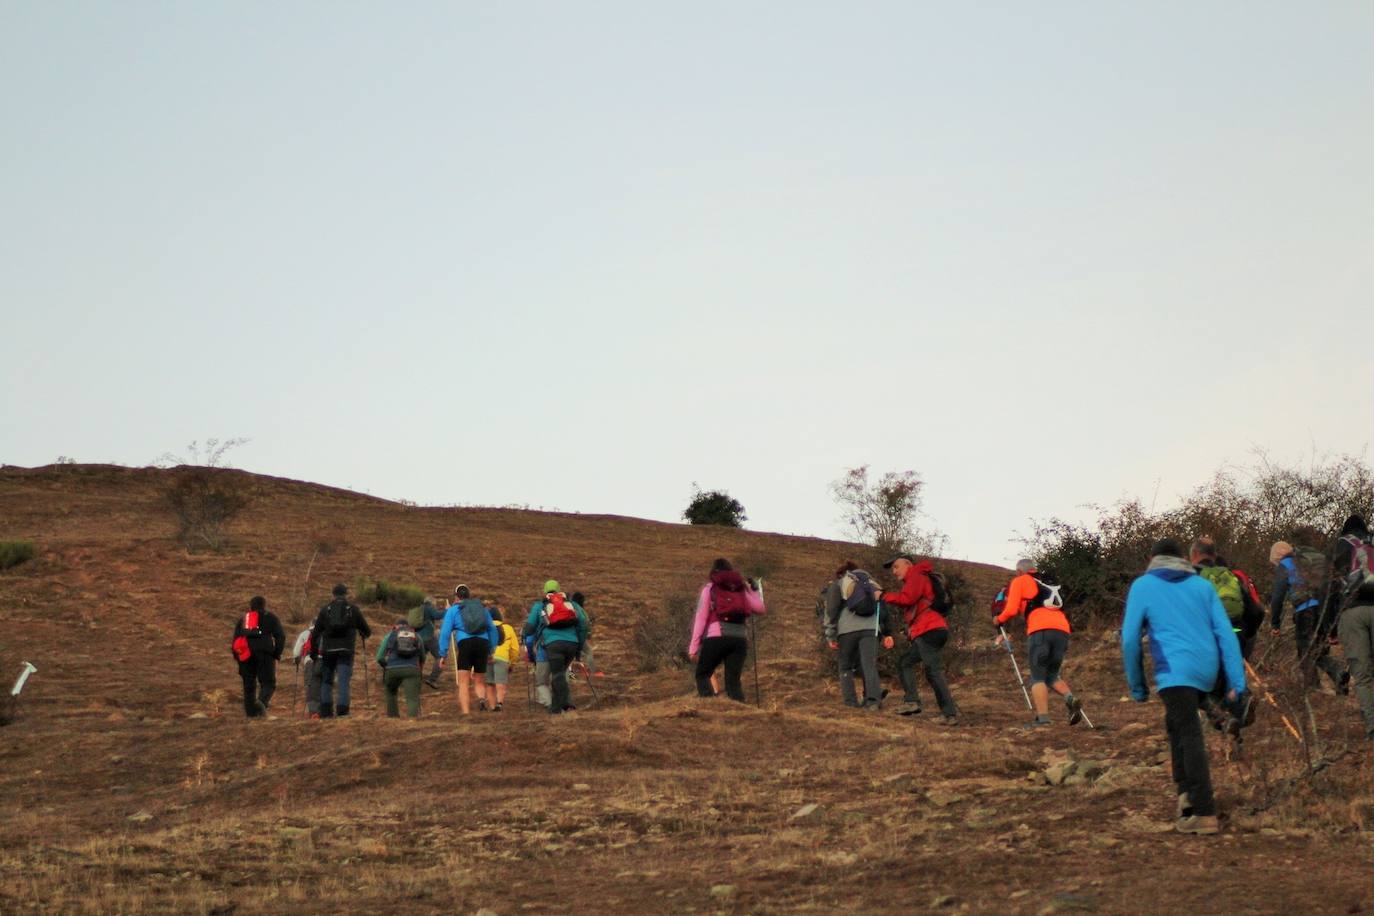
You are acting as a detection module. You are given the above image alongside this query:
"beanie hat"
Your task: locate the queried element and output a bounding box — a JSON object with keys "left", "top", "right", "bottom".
{"left": 332, "top": 583, "right": 348, "bottom": 597}
{"left": 1151, "top": 537, "right": 1185, "bottom": 559}
{"left": 250, "top": 596, "right": 266, "bottom": 611}
{"left": 543, "top": 579, "right": 560, "bottom": 594}
{"left": 1269, "top": 541, "right": 1294, "bottom": 565}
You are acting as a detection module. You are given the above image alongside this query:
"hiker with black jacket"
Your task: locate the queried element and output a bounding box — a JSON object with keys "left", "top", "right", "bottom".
{"left": 823, "top": 561, "right": 893, "bottom": 709}
{"left": 309, "top": 583, "right": 371, "bottom": 718}
{"left": 231, "top": 596, "right": 285, "bottom": 718}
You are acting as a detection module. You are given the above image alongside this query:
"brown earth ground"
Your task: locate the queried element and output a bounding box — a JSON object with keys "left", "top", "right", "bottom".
{"left": 0, "top": 465, "right": 1371, "bottom": 915}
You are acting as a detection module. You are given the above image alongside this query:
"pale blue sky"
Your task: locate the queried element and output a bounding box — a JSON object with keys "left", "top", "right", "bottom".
{"left": 3, "top": 2, "right": 1372, "bottom": 564}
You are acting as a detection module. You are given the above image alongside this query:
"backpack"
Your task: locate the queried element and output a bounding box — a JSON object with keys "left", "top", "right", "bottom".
{"left": 1340, "top": 535, "right": 1374, "bottom": 594}
{"left": 1290, "top": 546, "right": 1331, "bottom": 604}
{"left": 1026, "top": 576, "right": 1064, "bottom": 611}
{"left": 1198, "top": 565, "right": 1245, "bottom": 624}
{"left": 393, "top": 624, "right": 420, "bottom": 658}
{"left": 406, "top": 604, "right": 426, "bottom": 629}
{"left": 839, "top": 570, "right": 879, "bottom": 617}
{"left": 542, "top": 593, "right": 579, "bottom": 630}
{"left": 242, "top": 611, "right": 262, "bottom": 636}
{"left": 928, "top": 572, "right": 953, "bottom": 615}
{"left": 324, "top": 599, "right": 353, "bottom": 637}
{"left": 458, "top": 599, "right": 489, "bottom": 637}
{"left": 709, "top": 571, "right": 752, "bottom": 623}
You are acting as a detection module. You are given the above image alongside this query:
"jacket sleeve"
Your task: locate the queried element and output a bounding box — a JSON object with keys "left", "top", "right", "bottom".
{"left": 1237, "top": 573, "right": 1265, "bottom": 638}
{"left": 1269, "top": 566, "right": 1289, "bottom": 630}
{"left": 270, "top": 615, "right": 286, "bottom": 660}
{"left": 1121, "top": 580, "right": 1148, "bottom": 701}
{"left": 1209, "top": 589, "right": 1246, "bottom": 696}
{"left": 882, "top": 570, "right": 930, "bottom": 610}
{"left": 522, "top": 603, "right": 540, "bottom": 637}
{"left": 995, "top": 576, "right": 1032, "bottom": 626}
{"left": 745, "top": 584, "right": 765, "bottom": 616}
{"left": 375, "top": 635, "right": 390, "bottom": 665}
{"left": 308, "top": 610, "right": 325, "bottom": 659}
{"left": 438, "top": 610, "right": 455, "bottom": 659}
{"left": 576, "top": 609, "right": 589, "bottom": 650}
{"left": 354, "top": 607, "right": 372, "bottom": 641}
{"left": 486, "top": 614, "right": 500, "bottom": 652}
{"left": 823, "top": 582, "right": 842, "bottom": 639}
{"left": 688, "top": 586, "right": 711, "bottom": 657}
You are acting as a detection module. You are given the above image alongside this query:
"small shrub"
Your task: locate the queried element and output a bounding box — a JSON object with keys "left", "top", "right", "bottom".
{"left": 165, "top": 470, "right": 250, "bottom": 550}
{"left": 0, "top": 540, "right": 36, "bottom": 570}
{"left": 683, "top": 486, "right": 746, "bottom": 528}
{"left": 354, "top": 578, "right": 425, "bottom": 611}
{"left": 631, "top": 590, "right": 700, "bottom": 673}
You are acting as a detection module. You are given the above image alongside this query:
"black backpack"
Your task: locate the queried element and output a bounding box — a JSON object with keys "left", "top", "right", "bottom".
{"left": 841, "top": 571, "right": 879, "bottom": 618}
{"left": 324, "top": 599, "right": 354, "bottom": 637}
{"left": 928, "top": 572, "right": 953, "bottom": 615}
{"left": 393, "top": 625, "right": 420, "bottom": 658}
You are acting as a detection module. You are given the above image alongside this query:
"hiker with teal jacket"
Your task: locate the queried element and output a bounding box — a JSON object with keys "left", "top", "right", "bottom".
{"left": 522, "top": 580, "right": 589, "bottom": 715}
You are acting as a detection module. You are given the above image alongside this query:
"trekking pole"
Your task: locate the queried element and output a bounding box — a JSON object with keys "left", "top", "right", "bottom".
{"left": 751, "top": 579, "right": 764, "bottom": 708}
{"left": 1243, "top": 659, "right": 1303, "bottom": 743}
{"left": 361, "top": 638, "right": 372, "bottom": 711}
{"left": 997, "top": 627, "right": 1034, "bottom": 711}
{"left": 575, "top": 661, "right": 600, "bottom": 706}
{"left": 291, "top": 661, "right": 300, "bottom": 717}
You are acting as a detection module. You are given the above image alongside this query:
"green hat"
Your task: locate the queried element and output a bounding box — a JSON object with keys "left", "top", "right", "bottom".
{"left": 543, "top": 579, "right": 560, "bottom": 594}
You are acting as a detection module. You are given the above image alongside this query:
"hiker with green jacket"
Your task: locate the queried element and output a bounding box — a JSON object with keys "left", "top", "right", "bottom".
{"left": 522, "top": 580, "right": 589, "bottom": 715}
{"left": 376, "top": 618, "right": 427, "bottom": 717}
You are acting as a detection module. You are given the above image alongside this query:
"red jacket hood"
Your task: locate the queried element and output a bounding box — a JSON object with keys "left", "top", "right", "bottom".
{"left": 907, "top": 559, "right": 934, "bottom": 577}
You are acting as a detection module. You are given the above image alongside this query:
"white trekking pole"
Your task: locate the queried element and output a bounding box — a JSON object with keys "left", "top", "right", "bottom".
{"left": 997, "top": 627, "right": 1034, "bottom": 711}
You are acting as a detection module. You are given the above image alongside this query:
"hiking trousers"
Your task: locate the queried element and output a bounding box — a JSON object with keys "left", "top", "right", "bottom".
{"left": 1295, "top": 609, "right": 1346, "bottom": 688}
{"left": 837, "top": 631, "right": 881, "bottom": 705}
{"left": 423, "top": 633, "right": 442, "bottom": 683}
{"left": 534, "top": 660, "right": 552, "bottom": 707}
{"left": 238, "top": 654, "right": 276, "bottom": 717}
{"left": 319, "top": 655, "right": 354, "bottom": 716}
{"left": 545, "top": 641, "right": 580, "bottom": 713}
{"left": 898, "top": 628, "right": 957, "bottom": 717}
{"left": 696, "top": 635, "right": 749, "bottom": 702}
{"left": 384, "top": 667, "right": 422, "bottom": 718}
{"left": 1338, "top": 604, "right": 1374, "bottom": 732}
{"left": 1160, "top": 686, "right": 1216, "bottom": 817}
{"left": 303, "top": 658, "right": 323, "bottom": 715}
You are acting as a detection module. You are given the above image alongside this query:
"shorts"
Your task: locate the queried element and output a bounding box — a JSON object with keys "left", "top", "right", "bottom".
{"left": 1027, "top": 629, "right": 1069, "bottom": 685}
{"left": 488, "top": 659, "right": 510, "bottom": 685}
{"left": 454, "top": 637, "right": 489, "bottom": 674}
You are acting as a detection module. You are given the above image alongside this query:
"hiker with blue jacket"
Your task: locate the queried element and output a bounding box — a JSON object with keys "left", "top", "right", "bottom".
{"left": 375, "top": 618, "right": 427, "bottom": 718}
{"left": 1268, "top": 540, "right": 1348, "bottom": 692}
{"left": 522, "top": 580, "right": 590, "bottom": 715}
{"left": 823, "top": 561, "right": 893, "bottom": 709}
{"left": 1123, "top": 538, "right": 1246, "bottom": 836}
{"left": 437, "top": 585, "right": 500, "bottom": 716}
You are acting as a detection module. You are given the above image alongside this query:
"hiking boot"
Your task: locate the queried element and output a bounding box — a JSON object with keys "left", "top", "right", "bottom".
{"left": 940, "top": 715, "right": 959, "bottom": 726}
{"left": 309, "top": 713, "right": 321, "bottom": 721}
{"left": 1023, "top": 715, "right": 1051, "bottom": 730}
{"left": 1339, "top": 671, "right": 1351, "bottom": 696}
{"left": 336, "top": 706, "right": 350, "bottom": 718}
{"left": 843, "top": 700, "right": 861, "bottom": 708}
{"left": 1177, "top": 792, "right": 1193, "bottom": 818}
{"left": 1224, "top": 716, "right": 1243, "bottom": 738}
{"left": 493, "top": 703, "right": 503, "bottom": 712}
{"left": 1175, "top": 815, "right": 1220, "bottom": 835}
{"left": 478, "top": 698, "right": 488, "bottom": 712}
{"left": 1066, "top": 695, "right": 1084, "bottom": 726}
{"left": 861, "top": 699, "right": 881, "bottom": 712}
{"left": 898, "top": 702, "right": 923, "bottom": 716}
{"left": 423, "top": 677, "right": 441, "bottom": 690}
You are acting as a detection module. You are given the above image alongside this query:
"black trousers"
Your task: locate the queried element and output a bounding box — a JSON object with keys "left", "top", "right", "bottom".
{"left": 696, "top": 636, "right": 749, "bottom": 702}
{"left": 898, "top": 628, "right": 957, "bottom": 716}
{"left": 545, "top": 641, "right": 579, "bottom": 713}
{"left": 1295, "top": 609, "right": 1346, "bottom": 687}
{"left": 238, "top": 654, "right": 277, "bottom": 717}
{"left": 1160, "top": 686, "right": 1215, "bottom": 816}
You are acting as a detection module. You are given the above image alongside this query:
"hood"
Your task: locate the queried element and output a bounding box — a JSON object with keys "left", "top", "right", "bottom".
{"left": 1147, "top": 554, "right": 1196, "bottom": 582}
{"left": 909, "top": 559, "right": 934, "bottom": 577}
{"left": 1341, "top": 514, "right": 1369, "bottom": 538}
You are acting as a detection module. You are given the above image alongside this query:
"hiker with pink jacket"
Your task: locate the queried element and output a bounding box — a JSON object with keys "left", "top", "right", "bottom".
{"left": 688, "top": 558, "right": 766, "bottom": 702}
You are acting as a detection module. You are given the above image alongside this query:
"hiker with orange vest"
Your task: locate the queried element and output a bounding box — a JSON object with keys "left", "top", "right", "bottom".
{"left": 879, "top": 554, "right": 959, "bottom": 724}
{"left": 231, "top": 596, "right": 285, "bottom": 718}
{"left": 994, "top": 560, "right": 1082, "bottom": 728}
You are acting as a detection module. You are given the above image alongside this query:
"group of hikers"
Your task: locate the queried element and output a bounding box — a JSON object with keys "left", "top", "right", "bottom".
{"left": 228, "top": 516, "right": 1374, "bottom": 835}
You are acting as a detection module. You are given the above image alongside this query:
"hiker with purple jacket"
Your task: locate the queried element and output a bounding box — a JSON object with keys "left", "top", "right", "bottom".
{"left": 688, "top": 558, "right": 766, "bottom": 702}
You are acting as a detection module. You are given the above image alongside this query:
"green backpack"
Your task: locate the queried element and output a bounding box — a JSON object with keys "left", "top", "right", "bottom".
{"left": 1198, "top": 565, "right": 1244, "bottom": 624}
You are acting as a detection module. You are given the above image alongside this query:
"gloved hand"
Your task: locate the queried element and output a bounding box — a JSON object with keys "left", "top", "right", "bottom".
{"left": 882, "top": 636, "right": 895, "bottom": 650}
{"left": 827, "top": 641, "right": 839, "bottom": 651}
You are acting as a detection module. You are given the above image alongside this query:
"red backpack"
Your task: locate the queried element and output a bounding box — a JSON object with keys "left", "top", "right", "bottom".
{"left": 709, "top": 570, "right": 752, "bottom": 623}
{"left": 233, "top": 611, "right": 261, "bottom": 662}
{"left": 542, "top": 592, "right": 579, "bottom": 630}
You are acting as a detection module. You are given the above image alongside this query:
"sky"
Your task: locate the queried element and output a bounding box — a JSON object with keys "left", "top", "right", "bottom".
{"left": 3, "top": 2, "right": 1373, "bottom": 565}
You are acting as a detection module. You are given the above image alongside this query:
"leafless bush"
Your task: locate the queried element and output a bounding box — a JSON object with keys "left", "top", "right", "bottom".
{"left": 831, "top": 465, "right": 946, "bottom": 557}
{"left": 165, "top": 470, "right": 250, "bottom": 551}
{"left": 630, "top": 589, "right": 700, "bottom": 673}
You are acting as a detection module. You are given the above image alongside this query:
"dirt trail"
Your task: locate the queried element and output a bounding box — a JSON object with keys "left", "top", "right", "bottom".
{"left": 0, "top": 465, "right": 1371, "bottom": 915}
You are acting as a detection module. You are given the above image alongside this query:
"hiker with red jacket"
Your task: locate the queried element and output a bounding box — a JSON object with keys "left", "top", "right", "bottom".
{"left": 688, "top": 558, "right": 766, "bottom": 703}
{"left": 994, "top": 560, "right": 1082, "bottom": 728}
{"left": 231, "top": 596, "right": 285, "bottom": 718}
{"left": 879, "top": 554, "right": 959, "bottom": 723}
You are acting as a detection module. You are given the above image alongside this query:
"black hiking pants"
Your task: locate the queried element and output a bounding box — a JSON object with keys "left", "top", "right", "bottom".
{"left": 238, "top": 654, "right": 277, "bottom": 717}
{"left": 837, "top": 631, "right": 881, "bottom": 705}
{"left": 545, "top": 641, "right": 580, "bottom": 713}
{"left": 696, "top": 636, "right": 748, "bottom": 702}
{"left": 898, "top": 628, "right": 957, "bottom": 717}
{"left": 1295, "top": 609, "right": 1346, "bottom": 688}
{"left": 1160, "top": 686, "right": 1216, "bottom": 817}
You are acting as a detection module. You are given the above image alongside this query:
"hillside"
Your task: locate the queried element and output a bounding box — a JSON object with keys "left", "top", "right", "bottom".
{"left": 0, "top": 464, "right": 1370, "bottom": 915}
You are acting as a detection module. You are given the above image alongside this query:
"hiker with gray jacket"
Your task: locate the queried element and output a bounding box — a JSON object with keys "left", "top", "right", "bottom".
{"left": 824, "top": 562, "right": 894, "bottom": 709}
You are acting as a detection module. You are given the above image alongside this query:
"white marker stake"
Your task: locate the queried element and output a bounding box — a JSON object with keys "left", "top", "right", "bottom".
{"left": 11, "top": 662, "right": 36, "bottom": 697}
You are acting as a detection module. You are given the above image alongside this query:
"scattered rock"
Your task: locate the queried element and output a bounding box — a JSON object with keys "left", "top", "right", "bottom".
{"left": 1117, "top": 722, "right": 1149, "bottom": 737}
{"left": 571, "top": 783, "right": 591, "bottom": 792}
{"left": 188, "top": 713, "right": 208, "bottom": 720}
{"left": 881, "top": 773, "right": 918, "bottom": 793}
{"left": 1093, "top": 836, "right": 1122, "bottom": 849}
{"left": 789, "top": 803, "right": 822, "bottom": 822}
{"left": 710, "top": 885, "right": 737, "bottom": 899}
{"left": 474, "top": 909, "right": 499, "bottom": 916}
{"left": 1044, "top": 761, "right": 1077, "bottom": 786}
{"left": 127, "top": 811, "right": 153, "bottom": 823}
{"left": 1011, "top": 889, "right": 1032, "bottom": 899}
{"left": 926, "top": 790, "right": 965, "bottom": 807}
{"left": 1062, "top": 774, "right": 1088, "bottom": 787}
{"left": 931, "top": 894, "right": 957, "bottom": 908}
{"left": 1039, "top": 892, "right": 1098, "bottom": 913}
